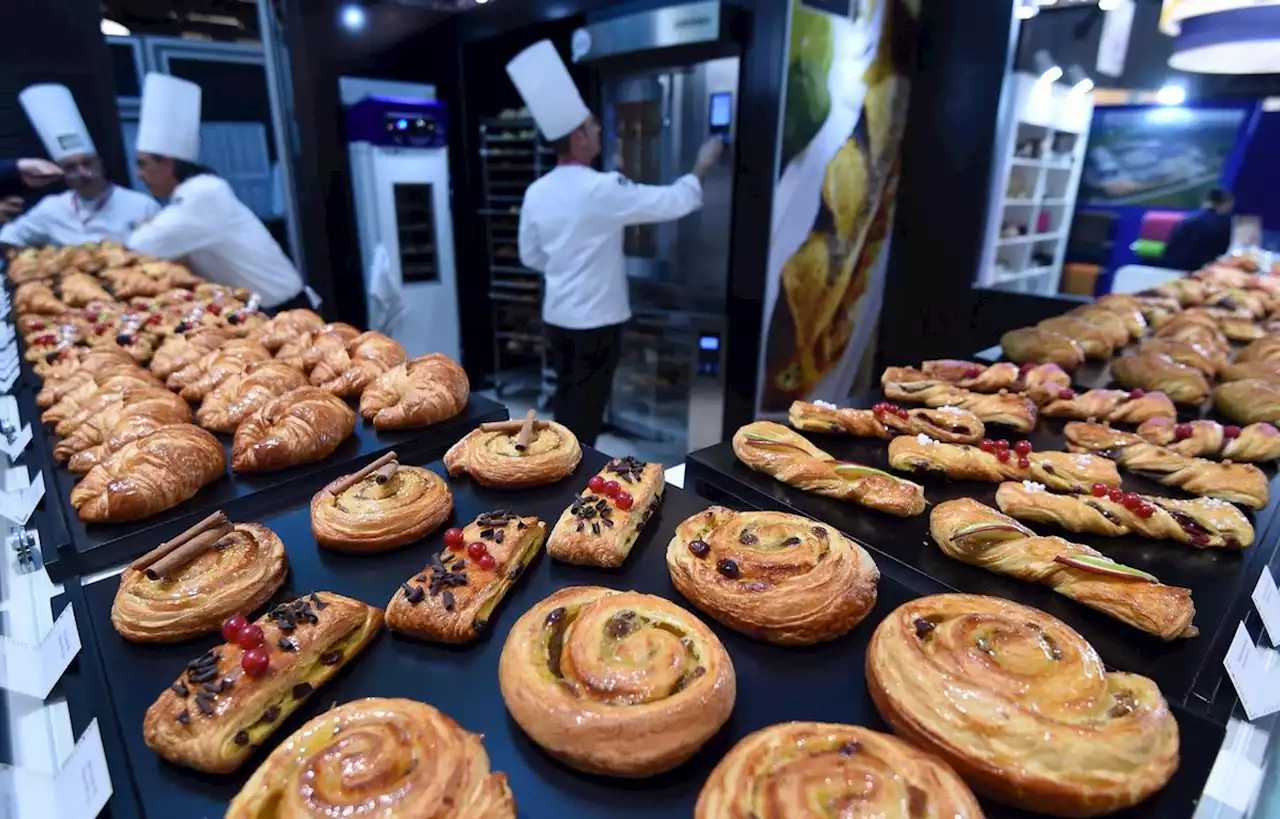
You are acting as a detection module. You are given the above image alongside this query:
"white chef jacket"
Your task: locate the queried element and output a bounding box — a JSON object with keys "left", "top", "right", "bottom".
{"left": 0, "top": 186, "right": 160, "bottom": 247}
{"left": 127, "top": 174, "right": 303, "bottom": 308}
{"left": 518, "top": 164, "right": 703, "bottom": 330}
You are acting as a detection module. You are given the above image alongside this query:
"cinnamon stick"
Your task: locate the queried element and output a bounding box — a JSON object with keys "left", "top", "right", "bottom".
{"left": 130, "top": 510, "right": 230, "bottom": 571}
{"left": 330, "top": 451, "right": 398, "bottom": 495}
{"left": 480, "top": 419, "right": 550, "bottom": 434}
{"left": 375, "top": 461, "right": 399, "bottom": 483}
{"left": 515, "top": 409, "right": 537, "bottom": 451}
{"left": 145, "top": 523, "right": 234, "bottom": 579}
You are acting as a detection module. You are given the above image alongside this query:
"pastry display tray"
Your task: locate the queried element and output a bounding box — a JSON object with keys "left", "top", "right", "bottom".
{"left": 26, "top": 388, "right": 507, "bottom": 581}
{"left": 686, "top": 390, "right": 1280, "bottom": 726}
{"left": 52, "top": 448, "right": 1220, "bottom": 818}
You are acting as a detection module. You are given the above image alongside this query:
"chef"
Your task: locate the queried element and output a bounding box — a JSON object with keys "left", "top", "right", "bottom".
{"left": 0, "top": 84, "right": 160, "bottom": 247}
{"left": 127, "top": 73, "right": 310, "bottom": 313}
{"left": 509, "top": 41, "right": 722, "bottom": 446}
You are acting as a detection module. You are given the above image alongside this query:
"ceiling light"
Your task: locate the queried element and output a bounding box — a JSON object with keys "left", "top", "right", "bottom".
{"left": 1098, "top": 0, "right": 1122, "bottom": 9}
{"left": 1156, "top": 83, "right": 1186, "bottom": 105}
{"left": 1066, "top": 64, "right": 1094, "bottom": 94}
{"left": 1015, "top": 0, "right": 1040, "bottom": 20}
{"left": 1033, "top": 49, "right": 1062, "bottom": 83}
{"left": 476, "top": 0, "right": 490, "bottom": 4}
{"left": 339, "top": 3, "right": 366, "bottom": 31}
{"left": 100, "top": 18, "right": 130, "bottom": 36}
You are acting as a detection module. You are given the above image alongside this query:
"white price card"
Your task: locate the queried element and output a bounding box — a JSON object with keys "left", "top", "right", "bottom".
{"left": 0, "top": 604, "right": 81, "bottom": 699}
{"left": 0, "top": 471, "right": 44, "bottom": 525}
{"left": 1253, "top": 567, "right": 1280, "bottom": 647}
{"left": 1223, "top": 622, "right": 1280, "bottom": 721}
{"left": 0, "top": 720, "right": 111, "bottom": 819}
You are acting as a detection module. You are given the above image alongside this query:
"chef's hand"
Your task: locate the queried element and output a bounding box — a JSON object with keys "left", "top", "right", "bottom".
{"left": 0, "top": 197, "right": 24, "bottom": 224}
{"left": 693, "top": 137, "right": 724, "bottom": 180}
{"left": 17, "top": 158, "right": 64, "bottom": 188}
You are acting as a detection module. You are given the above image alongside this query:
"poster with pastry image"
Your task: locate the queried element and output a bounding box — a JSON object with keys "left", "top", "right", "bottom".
{"left": 757, "top": 0, "right": 918, "bottom": 414}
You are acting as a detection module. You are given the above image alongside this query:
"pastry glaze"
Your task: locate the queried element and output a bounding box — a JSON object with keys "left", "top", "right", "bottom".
{"left": 359, "top": 353, "right": 470, "bottom": 430}
{"left": 788, "top": 399, "right": 985, "bottom": 444}
{"left": 880, "top": 367, "right": 1039, "bottom": 431}
{"left": 546, "top": 457, "right": 665, "bottom": 567}
{"left": 251, "top": 308, "right": 325, "bottom": 352}
{"left": 311, "top": 465, "right": 453, "bottom": 552}
{"left": 1028, "top": 385, "right": 1176, "bottom": 425}
{"left": 231, "top": 387, "right": 356, "bottom": 473}
{"left": 1000, "top": 327, "right": 1085, "bottom": 370}
{"left": 888, "top": 435, "right": 1120, "bottom": 493}
{"left": 195, "top": 361, "right": 309, "bottom": 433}
{"left": 1137, "top": 417, "right": 1280, "bottom": 462}
{"left": 309, "top": 330, "right": 408, "bottom": 397}
{"left": 444, "top": 420, "right": 581, "bottom": 488}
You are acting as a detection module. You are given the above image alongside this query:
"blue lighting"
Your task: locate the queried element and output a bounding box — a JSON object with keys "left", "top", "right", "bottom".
{"left": 340, "top": 4, "right": 366, "bottom": 31}
{"left": 396, "top": 119, "right": 408, "bottom": 130}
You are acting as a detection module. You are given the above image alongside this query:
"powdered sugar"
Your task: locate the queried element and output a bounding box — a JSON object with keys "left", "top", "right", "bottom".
{"left": 813, "top": 399, "right": 838, "bottom": 410}
{"left": 1022, "top": 480, "right": 1046, "bottom": 492}
{"left": 916, "top": 434, "right": 936, "bottom": 446}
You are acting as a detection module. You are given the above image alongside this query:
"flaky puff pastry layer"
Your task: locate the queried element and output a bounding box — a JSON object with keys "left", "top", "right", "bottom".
{"left": 167, "top": 339, "right": 272, "bottom": 402}
{"left": 309, "top": 331, "right": 408, "bottom": 397}
{"left": 695, "top": 721, "right": 982, "bottom": 819}
{"left": 226, "top": 698, "right": 515, "bottom": 819}
{"left": 667, "top": 507, "right": 878, "bottom": 645}
{"left": 1111, "top": 352, "right": 1210, "bottom": 406}
{"left": 1001, "top": 326, "right": 1085, "bottom": 370}
{"left": 880, "top": 367, "right": 1039, "bottom": 431}
{"left": 250, "top": 308, "right": 325, "bottom": 352}
{"left": 196, "top": 361, "right": 309, "bottom": 433}
{"left": 499, "top": 586, "right": 735, "bottom": 777}
{"left": 1214, "top": 379, "right": 1280, "bottom": 425}
{"left": 1028, "top": 385, "right": 1176, "bottom": 425}
{"left": 1136, "top": 417, "right": 1280, "bottom": 462}
{"left": 111, "top": 523, "right": 287, "bottom": 643}
{"left": 788, "top": 399, "right": 985, "bottom": 444}
{"left": 888, "top": 435, "right": 1120, "bottom": 493}
{"left": 311, "top": 465, "right": 452, "bottom": 552}
{"left": 445, "top": 420, "right": 581, "bottom": 488}
{"left": 359, "top": 353, "right": 470, "bottom": 430}
{"left": 231, "top": 387, "right": 356, "bottom": 474}
{"left": 867, "top": 593, "right": 1180, "bottom": 816}
{"left": 547, "top": 457, "right": 664, "bottom": 567}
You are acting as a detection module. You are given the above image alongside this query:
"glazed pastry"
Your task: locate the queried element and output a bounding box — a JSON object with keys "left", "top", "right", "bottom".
{"left": 195, "top": 361, "right": 309, "bottom": 433}
{"left": 142, "top": 592, "right": 382, "bottom": 774}
{"left": 54, "top": 388, "right": 192, "bottom": 462}
{"left": 386, "top": 510, "right": 546, "bottom": 643}
{"left": 309, "top": 330, "right": 408, "bottom": 397}
{"left": 1111, "top": 353, "right": 1210, "bottom": 405}
{"left": 1154, "top": 276, "right": 1214, "bottom": 306}
{"left": 444, "top": 413, "right": 581, "bottom": 488}
{"left": 149, "top": 329, "right": 227, "bottom": 380}
{"left": 67, "top": 418, "right": 183, "bottom": 474}
{"left": 274, "top": 322, "right": 359, "bottom": 371}
{"left": 1136, "top": 338, "right": 1224, "bottom": 377}
{"left": 70, "top": 424, "right": 226, "bottom": 522}
{"left": 1152, "top": 315, "right": 1229, "bottom": 358}
{"left": 1221, "top": 317, "right": 1265, "bottom": 343}
{"left": 867, "top": 593, "right": 1181, "bottom": 814}
{"left": 1030, "top": 384, "right": 1177, "bottom": 424}
{"left": 1016, "top": 361, "right": 1074, "bottom": 390}
{"left": 498, "top": 586, "right": 735, "bottom": 776}
{"left": 101, "top": 265, "right": 168, "bottom": 298}
{"left": 733, "top": 421, "right": 927, "bottom": 517}
{"left": 252, "top": 308, "right": 325, "bottom": 351}
{"left": 168, "top": 339, "right": 273, "bottom": 402}
{"left": 1037, "top": 316, "right": 1115, "bottom": 359}
{"left": 1137, "top": 417, "right": 1280, "bottom": 462}
{"left": 880, "top": 367, "right": 1039, "bottom": 431}
{"left": 1219, "top": 360, "right": 1280, "bottom": 384}
{"left": 41, "top": 369, "right": 163, "bottom": 427}
{"left": 225, "top": 698, "right": 515, "bottom": 819}
{"left": 231, "top": 386, "right": 357, "bottom": 473}
{"left": 888, "top": 434, "right": 1120, "bottom": 493}
{"left": 1082, "top": 298, "right": 1148, "bottom": 340}
{"left": 995, "top": 480, "right": 1253, "bottom": 549}
{"left": 667, "top": 506, "right": 879, "bottom": 645}
{"left": 1001, "top": 326, "right": 1085, "bottom": 370}
{"left": 1066, "top": 305, "right": 1132, "bottom": 347}
{"left": 112, "top": 519, "right": 287, "bottom": 642}
{"left": 546, "top": 456, "right": 664, "bottom": 567}
{"left": 1214, "top": 379, "right": 1280, "bottom": 424}
{"left": 34, "top": 348, "right": 139, "bottom": 407}
{"left": 311, "top": 454, "right": 453, "bottom": 552}
{"left": 695, "top": 721, "right": 981, "bottom": 819}
{"left": 358, "top": 353, "right": 470, "bottom": 430}
{"left": 1236, "top": 335, "right": 1280, "bottom": 366}
{"left": 58, "top": 272, "right": 113, "bottom": 307}
{"left": 14, "top": 281, "right": 67, "bottom": 314}
{"left": 930, "top": 500, "right": 1196, "bottom": 639}
{"left": 788, "top": 399, "right": 985, "bottom": 444}
{"left": 919, "top": 358, "right": 1020, "bottom": 392}
{"left": 1063, "top": 421, "right": 1269, "bottom": 508}
{"left": 1207, "top": 287, "right": 1268, "bottom": 317}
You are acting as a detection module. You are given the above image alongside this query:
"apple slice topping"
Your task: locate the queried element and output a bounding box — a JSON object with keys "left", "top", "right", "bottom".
{"left": 830, "top": 461, "right": 917, "bottom": 487}
{"left": 1053, "top": 554, "right": 1158, "bottom": 583}
{"left": 952, "top": 522, "right": 1032, "bottom": 541}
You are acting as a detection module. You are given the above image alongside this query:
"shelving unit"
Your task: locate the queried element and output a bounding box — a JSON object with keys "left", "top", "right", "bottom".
{"left": 977, "top": 73, "right": 1093, "bottom": 295}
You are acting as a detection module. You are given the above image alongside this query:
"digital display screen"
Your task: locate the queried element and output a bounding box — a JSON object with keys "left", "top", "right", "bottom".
{"left": 699, "top": 335, "right": 720, "bottom": 351}
{"left": 709, "top": 93, "right": 733, "bottom": 128}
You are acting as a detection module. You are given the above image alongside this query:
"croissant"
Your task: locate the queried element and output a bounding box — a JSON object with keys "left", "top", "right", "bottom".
{"left": 1236, "top": 335, "right": 1280, "bottom": 366}
{"left": 930, "top": 499, "right": 1197, "bottom": 639}
{"left": 67, "top": 419, "right": 183, "bottom": 474}
{"left": 310, "top": 331, "right": 408, "bottom": 397}
{"left": 919, "top": 359, "right": 1020, "bottom": 392}
{"left": 167, "top": 339, "right": 272, "bottom": 401}
{"left": 252, "top": 308, "right": 325, "bottom": 351}
{"left": 733, "top": 421, "right": 927, "bottom": 516}
{"left": 70, "top": 424, "right": 226, "bottom": 522}
{"left": 880, "top": 367, "right": 1039, "bottom": 431}
{"left": 1111, "top": 352, "right": 1209, "bottom": 405}
{"left": 195, "top": 362, "right": 309, "bottom": 433}
{"left": 1063, "top": 421, "right": 1270, "bottom": 508}
{"left": 41, "top": 370, "right": 163, "bottom": 427}
{"left": 1065, "top": 305, "right": 1132, "bottom": 347}
{"left": 1037, "top": 316, "right": 1115, "bottom": 359}
{"left": 1085, "top": 296, "right": 1149, "bottom": 340}
{"left": 58, "top": 272, "right": 113, "bottom": 307}
{"left": 230, "top": 387, "right": 355, "bottom": 473}
{"left": 54, "top": 388, "right": 192, "bottom": 462}
{"left": 788, "top": 399, "right": 985, "bottom": 444}
{"left": 1135, "top": 338, "right": 1224, "bottom": 377}
{"left": 35, "top": 348, "right": 139, "bottom": 406}
{"left": 14, "top": 282, "right": 67, "bottom": 314}
{"left": 1029, "top": 384, "right": 1177, "bottom": 424}
{"left": 148, "top": 329, "right": 227, "bottom": 380}
{"left": 1154, "top": 276, "right": 1214, "bottom": 306}
{"left": 1001, "top": 326, "right": 1085, "bottom": 370}
{"left": 101, "top": 267, "right": 167, "bottom": 298}
{"left": 1136, "top": 417, "right": 1280, "bottom": 462}
{"left": 887, "top": 434, "right": 1120, "bottom": 493}
{"left": 995, "top": 480, "right": 1253, "bottom": 549}
{"left": 359, "top": 353, "right": 470, "bottom": 430}
{"left": 1214, "top": 379, "right": 1280, "bottom": 425}
{"left": 273, "top": 322, "right": 359, "bottom": 371}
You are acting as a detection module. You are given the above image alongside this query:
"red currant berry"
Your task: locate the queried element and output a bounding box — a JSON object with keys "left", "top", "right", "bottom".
{"left": 1019, "top": 362, "right": 1035, "bottom": 374}
{"left": 1014, "top": 440, "right": 1032, "bottom": 456}
{"left": 241, "top": 647, "right": 269, "bottom": 677}
{"left": 979, "top": 439, "right": 995, "bottom": 453}
{"left": 1174, "top": 423, "right": 1193, "bottom": 440}
{"left": 208, "top": 303, "right": 222, "bottom": 315}
{"left": 221, "top": 615, "right": 249, "bottom": 643}
{"left": 30, "top": 321, "right": 45, "bottom": 331}
{"left": 995, "top": 439, "right": 1010, "bottom": 451}
{"left": 467, "top": 542, "right": 487, "bottom": 559}
{"left": 995, "top": 449, "right": 1010, "bottom": 462}
{"left": 235, "top": 624, "right": 265, "bottom": 649}
{"left": 1129, "top": 388, "right": 1146, "bottom": 399}
{"left": 477, "top": 553, "right": 497, "bottom": 571}
{"left": 872, "top": 402, "right": 888, "bottom": 415}
{"left": 1058, "top": 387, "right": 1076, "bottom": 400}
{"left": 1121, "top": 492, "right": 1142, "bottom": 510}
{"left": 1189, "top": 533, "right": 1210, "bottom": 548}
{"left": 1135, "top": 503, "right": 1155, "bottom": 519}
{"left": 146, "top": 313, "right": 162, "bottom": 326}
{"left": 616, "top": 491, "right": 634, "bottom": 510}
{"left": 443, "top": 528, "right": 464, "bottom": 550}
{"left": 1224, "top": 425, "right": 1242, "bottom": 439}
{"left": 1091, "top": 483, "right": 1108, "bottom": 497}
{"left": 1108, "top": 488, "right": 1124, "bottom": 503}
{"left": 1017, "top": 456, "right": 1030, "bottom": 468}
{"left": 602, "top": 480, "right": 621, "bottom": 498}
{"left": 963, "top": 365, "right": 981, "bottom": 378}
{"left": 896, "top": 408, "right": 910, "bottom": 419}
{"left": 587, "top": 475, "right": 606, "bottom": 493}
{"left": 82, "top": 308, "right": 95, "bottom": 320}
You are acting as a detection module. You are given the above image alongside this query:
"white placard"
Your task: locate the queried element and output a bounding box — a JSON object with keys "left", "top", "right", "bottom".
{"left": 0, "top": 721, "right": 111, "bottom": 819}
{"left": 0, "top": 604, "right": 81, "bottom": 699}
{"left": 1252, "top": 567, "right": 1280, "bottom": 647}
{"left": 0, "top": 471, "right": 44, "bottom": 525}
{"left": 1096, "top": 0, "right": 1135, "bottom": 77}
{"left": 973, "top": 344, "right": 1002, "bottom": 363}
{"left": 0, "top": 425, "right": 30, "bottom": 461}
{"left": 1223, "top": 622, "right": 1280, "bottom": 721}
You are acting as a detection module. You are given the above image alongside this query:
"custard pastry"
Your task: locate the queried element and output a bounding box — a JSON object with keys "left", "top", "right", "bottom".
{"left": 880, "top": 367, "right": 1039, "bottom": 431}
{"left": 547, "top": 456, "right": 664, "bottom": 567}
{"left": 498, "top": 586, "right": 735, "bottom": 776}
{"left": 1001, "top": 326, "right": 1085, "bottom": 370}
{"left": 386, "top": 510, "right": 546, "bottom": 643}
{"left": 1037, "top": 316, "right": 1116, "bottom": 359}
{"left": 359, "top": 353, "right": 470, "bottom": 430}
{"left": 1031, "top": 384, "right": 1177, "bottom": 425}
{"left": 695, "top": 721, "right": 981, "bottom": 819}
{"left": 444, "top": 414, "right": 581, "bottom": 488}
{"left": 1214, "top": 379, "right": 1280, "bottom": 425}
{"left": 252, "top": 308, "right": 325, "bottom": 351}
{"left": 788, "top": 399, "right": 985, "bottom": 444}
{"left": 919, "top": 359, "right": 1020, "bottom": 392}
{"left": 309, "top": 330, "right": 407, "bottom": 397}
{"left": 195, "top": 361, "right": 309, "bottom": 433}
{"left": 311, "top": 455, "right": 453, "bottom": 552}
{"left": 995, "top": 480, "right": 1253, "bottom": 549}
{"left": 867, "top": 593, "right": 1180, "bottom": 814}
{"left": 667, "top": 506, "right": 879, "bottom": 645}
{"left": 888, "top": 434, "right": 1120, "bottom": 493}
{"left": 225, "top": 698, "right": 515, "bottom": 819}
{"left": 1137, "top": 417, "right": 1280, "bottom": 462}
{"left": 231, "top": 386, "right": 357, "bottom": 473}
{"left": 733, "top": 422, "right": 927, "bottom": 517}
{"left": 1111, "top": 352, "right": 1210, "bottom": 405}
{"left": 142, "top": 592, "right": 382, "bottom": 773}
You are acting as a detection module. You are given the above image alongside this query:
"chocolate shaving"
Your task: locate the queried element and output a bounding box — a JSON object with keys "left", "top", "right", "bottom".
{"left": 234, "top": 731, "right": 249, "bottom": 746}
{"left": 195, "top": 697, "right": 214, "bottom": 716}
{"left": 171, "top": 682, "right": 189, "bottom": 697}
{"left": 261, "top": 705, "right": 279, "bottom": 723}
{"left": 605, "top": 455, "right": 648, "bottom": 483}
{"left": 292, "top": 682, "right": 313, "bottom": 699}
{"left": 443, "top": 590, "right": 455, "bottom": 611}
{"left": 278, "top": 637, "right": 296, "bottom": 652}
{"left": 319, "top": 650, "right": 342, "bottom": 665}
{"left": 176, "top": 710, "right": 190, "bottom": 724}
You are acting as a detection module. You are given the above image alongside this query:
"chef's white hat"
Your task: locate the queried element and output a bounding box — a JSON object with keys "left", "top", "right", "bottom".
{"left": 19, "top": 84, "right": 96, "bottom": 162}
{"left": 506, "top": 40, "right": 591, "bottom": 141}
{"left": 136, "top": 73, "right": 202, "bottom": 163}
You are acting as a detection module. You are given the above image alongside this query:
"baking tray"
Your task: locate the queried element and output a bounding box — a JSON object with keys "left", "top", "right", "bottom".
{"left": 56, "top": 448, "right": 1219, "bottom": 818}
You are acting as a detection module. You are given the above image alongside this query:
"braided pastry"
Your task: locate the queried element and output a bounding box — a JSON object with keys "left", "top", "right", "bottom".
{"left": 498, "top": 586, "right": 735, "bottom": 777}
{"left": 787, "top": 399, "right": 985, "bottom": 444}
{"left": 880, "top": 367, "right": 1039, "bottom": 431}
{"left": 309, "top": 331, "right": 408, "bottom": 397}
{"left": 1135, "top": 338, "right": 1224, "bottom": 376}
{"left": 995, "top": 480, "right": 1253, "bottom": 549}
{"left": 1220, "top": 360, "right": 1280, "bottom": 384}
{"left": 930, "top": 500, "right": 1197, "bottom": 640}
{"left": 1136, "top": 417, "right": 1280, "bottom": 462}
{"left": 1063, "top": 422, "right": 1269, "bottom": 508}
{"left": 888, "top": 434, "right": 1120, "bottom": 493}
{"left": 358, "top": 353, "right": 470, "bottom": 430}
{"left": 919, "top": 358, "right": 1020, "bottom": 391}
{"left": 867, "top": 593, "right": 1181, "bottom": 815}
{"left": 1111, "top": 352, "right": 1209, "bottom": 405}
{"left": 445, "top": 419, "right": 581, "bottom": 488}
{"left": 1029, "top": 384, "right": 1177, "bottom": 424}
{"left": 1073, "top": 301, "right": 1145, "bottom": 342}
{"left": 195, "top": 361, "right": 309, "bottom": 433}
{"left": 733, "top": 422, "right": 927, "bottom": 517}
{"left": 311, "top": 464, "right": 453, "bottom": 552}
{"left": 1001, "top": 326, "right": 1085, "bottom": 370}
{"left": 1237, "top": 335, "right": 1280, "bottom": 365}
{"left": 667, "top": 507, "right": 879, "bottom": 645}
{"left": 1214, "top": 378, "right": 1280, "bottom": 424}
{"left": 1037, "top": 316, "right": 1116, "bottom": 359}
{"left": 231, "top": 387, "right": 357, "bottom": 473}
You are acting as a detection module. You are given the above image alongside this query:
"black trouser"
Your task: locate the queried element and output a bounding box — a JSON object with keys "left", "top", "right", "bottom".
{"left": 266, "top": 289, "right": 310, "bottom": 316}
{"left": 544, "top": 322, "right": 623, "bottom": 447}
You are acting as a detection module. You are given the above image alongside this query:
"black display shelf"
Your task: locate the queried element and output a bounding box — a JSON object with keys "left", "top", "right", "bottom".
{"left": 51, "top": 448, "right": 1221, "bottom": 818}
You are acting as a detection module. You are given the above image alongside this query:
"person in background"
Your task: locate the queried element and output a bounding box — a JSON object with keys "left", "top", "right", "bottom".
{"left": 508, "top": 40, "right": 723, "bottom": 447}
{"left": 0, "top": 84, "right": 159, "bottom": 246}
{"left": 127, "top": 73, "right": 311, "bottom": 314}
{"left": 0, "top": 158, "right": 64, "bottom": 225}
{"left": 1162, "top": 187, "right": 1234, "bottom": 272}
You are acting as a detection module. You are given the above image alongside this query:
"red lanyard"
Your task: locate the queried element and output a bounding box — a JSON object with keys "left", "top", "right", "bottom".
{"left": 71, "top": 188, "right": 113, "bottom": 226}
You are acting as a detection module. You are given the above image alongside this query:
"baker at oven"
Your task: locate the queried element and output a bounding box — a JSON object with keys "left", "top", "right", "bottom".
{"left": 0, "top": 84, "right": 160, "bottom": 247}
{"left": 127, "top": 73, "right": 312, "bottom": 313}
